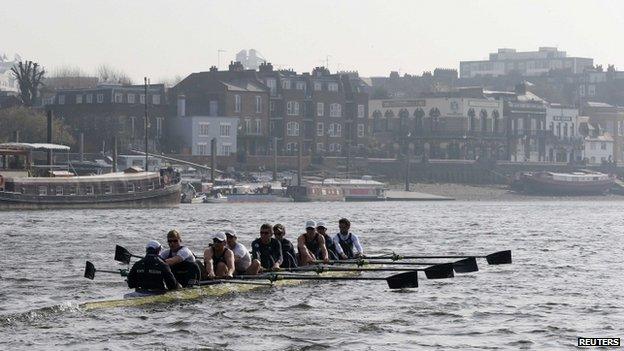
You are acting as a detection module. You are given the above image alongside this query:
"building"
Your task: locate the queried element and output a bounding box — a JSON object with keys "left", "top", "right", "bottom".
{"left": 460, "top": 47, "right": 593, "bottom": 78}
{"left": 235, "top": 49, "right": 266, "bottom": 70}
{"left": 0, "top": 53, "right": 20, "bottom": 92}
{"left": 582, "top": 101, "right": 624, "bottom": 163}
{"left": 369, "top": 88, "right": 505, "bottom": 159}
{"left": 545, "top": 104, "right": 582, "bottom": 162}
{"left": 168, "top": 62, "right": 270, "bottom": 156}
{"left": 47, "top": 83, "right": 168, "bottom": 153}
{"left": 578, "top": 67, "right": 624, "bottom": 107}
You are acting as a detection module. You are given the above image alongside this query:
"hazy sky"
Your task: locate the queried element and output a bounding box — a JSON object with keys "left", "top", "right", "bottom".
{"left": 2, "top": 0, "right": 623, "bottom": 82}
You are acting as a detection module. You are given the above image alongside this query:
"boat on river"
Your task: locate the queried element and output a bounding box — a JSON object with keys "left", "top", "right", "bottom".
{"left": 511, "top": 170, "right": 615, "bottom": 195}
{"left": 0, "top": 143, "right": 181, "bottom": 210}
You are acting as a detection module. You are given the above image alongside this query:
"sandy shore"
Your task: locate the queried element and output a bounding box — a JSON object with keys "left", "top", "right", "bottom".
{"left": 389, "top": 182, "right": 624, "bottom": 201}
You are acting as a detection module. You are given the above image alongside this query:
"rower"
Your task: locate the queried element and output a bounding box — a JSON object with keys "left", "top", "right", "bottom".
{"left": 203, "top": 232, "right": 235, "bottom": 278}
{"left": 248, "top": 223, "right": 283, "bottom": 274}
{"left": 159, "top": 229, "right": 201, "bottom": 287}
{"left": 225, "top": 229, "right": 251, "bottom": 275}
{"left": 127, "top": 240, "right": 178, "bottom": 292}
{"left": 316, "top": 221, "right": 347, "bottom": 260}
{"left": 297, "top": 220, "right": 329, "bottom": 265}
{"left": 333, "top": 218, "right": 364, "bottom": 259}
{"left": 273, "top": 223, "right": 298, "bottom": 268}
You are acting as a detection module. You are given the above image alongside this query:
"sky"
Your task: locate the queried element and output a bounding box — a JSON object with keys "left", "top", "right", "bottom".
{"left": 2, "top": 0, "right": 623, "bottom": 83}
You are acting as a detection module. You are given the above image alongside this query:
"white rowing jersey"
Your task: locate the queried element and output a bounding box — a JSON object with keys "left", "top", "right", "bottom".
{"left": 229, "top": 242, "right": 251, "bottom": 271}
{"left": 159, "top": 246, "right": 195, "bottom": 263}
{"left": 333, "top": 232, "right": 364, "bottom": 256}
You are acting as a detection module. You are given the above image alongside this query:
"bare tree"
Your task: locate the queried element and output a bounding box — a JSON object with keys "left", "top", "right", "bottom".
{"left": 97, "top": 64, "right": 134, "bottom": 85}
{"left": 10, "top": 60, "right": 46, "bottom": 106}
{"left": 51, "top": 65, "right": 87, "bottom": 77}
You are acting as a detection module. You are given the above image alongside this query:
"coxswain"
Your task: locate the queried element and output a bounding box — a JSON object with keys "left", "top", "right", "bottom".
{"left": 248, "top": 223, "right": 283, "bottom": 274}
{"left": 203, "top": 232, "right": 235, "bottom": 278}
{"left": 224, "top": 229, "right": 251, "bottom": 275}
{"left": 333, "top": 218, "right": 364, "bottom": 259}
{"left": 273, "top": 223, "right": 298, "bottom": 268}
{"left": 297, "top": 220, "right": 329, "bottom": 265}
{"left": 127, "top": 240, "right": 178, "bottom": 292}
{"left": 316, "top": 221, "right": 347, "bottom": 260}
{"left": 159, "top": 229, "right": 201, "bottom": 287}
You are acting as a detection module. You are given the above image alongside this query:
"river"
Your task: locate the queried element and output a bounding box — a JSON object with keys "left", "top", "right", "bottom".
{"left": 1, "top": 201, "right": 622, "bottom": 350}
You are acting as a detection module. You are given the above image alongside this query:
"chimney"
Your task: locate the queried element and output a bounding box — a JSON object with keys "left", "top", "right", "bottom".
{"left": 259, "top": 62, "right": 274, "bottom": 73}
{"left": 229, "top": 61, "right": 244, "bottom": 72}
{"left": 209, "top": 66, "right": 218, "bottom": 72}
{"left": 177, "top": 95, "right": 186, "bottom": 117}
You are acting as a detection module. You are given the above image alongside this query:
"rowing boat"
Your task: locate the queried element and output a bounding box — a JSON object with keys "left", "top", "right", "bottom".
{"left": 80, "top": 270, "right": 357, "bottom": 310}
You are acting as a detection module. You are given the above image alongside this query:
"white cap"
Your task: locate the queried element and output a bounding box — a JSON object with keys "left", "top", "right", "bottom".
{"left": 224, "top": 228, "right": 236, "bottom": 237}
{"left": 305, "top": 220, "right": 316, "bottom": 229}
{"left": 146, "top": 240, "right": 162, "bottom": 250}
{"left": 213, "top": 232, "right": 227, "bottom": 242}
{"left": 316, "top": 221, "right": 327, "bottom": 229}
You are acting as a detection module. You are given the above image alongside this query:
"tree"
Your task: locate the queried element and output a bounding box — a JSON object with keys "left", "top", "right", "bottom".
{"left": 97, "top": 64, "right": 133, "bottom": 85}
{"left": 10, "top": 60, "right": 46, "bottom": 106}
{"left": 0, "top": 107, "right": 75, "bottom": 145}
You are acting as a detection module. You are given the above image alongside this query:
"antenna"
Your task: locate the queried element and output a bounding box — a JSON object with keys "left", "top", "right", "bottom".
{"left": 144, "top": 77, "right": 150, "bottom": 172}
{"left": 217, "top": 49, "right": 226, "bottom": 70}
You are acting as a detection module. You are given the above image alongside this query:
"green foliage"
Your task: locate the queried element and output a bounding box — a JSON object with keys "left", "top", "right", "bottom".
{"left": 0, "top": 107, "right": 75, "bottom": 146}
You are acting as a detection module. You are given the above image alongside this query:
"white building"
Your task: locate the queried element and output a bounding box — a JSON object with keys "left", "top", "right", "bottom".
{"left": 545, "top": 104, "right": 582, "bottom": 162}
{"left": 583, "top": 133, "right": 614, "bottom": 165}
{"left": 0, "top": 53, "right": 20, "bottom": 92}
{"left": 460, "top": 47, "right": 593, "bottom": 78}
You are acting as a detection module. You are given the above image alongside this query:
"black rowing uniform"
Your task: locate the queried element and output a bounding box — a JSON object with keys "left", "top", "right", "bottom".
{"left": 279, "top": 237, "right": 298, "bottom": 268}
{"left": 127, "top": 253, "right": 178, "bottom": 292}
{"left": 321, "top": 233, "right": 339, "bottom": 260}
{"left": 211, "top": 247, "right": 232, "bottom": 272}
{"left": 163, "top": 246, "right": 200, "bottom": 287}
{"left": 302, "top": 233, "right": 322, "bottom": 259}
{"left": 251, "top": 237, "right": 283, "bottom": 269}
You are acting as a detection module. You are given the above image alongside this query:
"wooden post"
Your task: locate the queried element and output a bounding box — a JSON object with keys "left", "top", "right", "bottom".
{"left": 144, "top": 77, "right": 149, "bottom": 172}
{"left": 297, "top": 144, "right": 302, "bottom": 187}
{"left": 272, "top": 137, "right": 277, "bottom": 181}
{"left": 112, "top": 136, "right": 118, "bottom": 172}
{"left": 211, "top": 138, "right": 216, "bottom": 183}
{"left": 405, "top": 148, "right": 410, "bottom": 191}
{"left": 46, "top": 110, "right": 53, "bottom": 168}
{"left": 14, "top": 130, "right": 20, "bottom": 142}
{"left": 79, "top": 133, "right": 84, "bottom": 162}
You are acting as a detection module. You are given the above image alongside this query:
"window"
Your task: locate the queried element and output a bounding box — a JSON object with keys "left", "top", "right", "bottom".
{"left": 317, "top": 122, "right": 324, "bottom": 136}
{"left": 358, "top": 105, "right": 365, "bottom": 118}
{"left": 357, "top": 124, "right": 365, "bottom": 137}
{"left": 56, "top": 186, "right": 63, "bottom": 196}
{"left": 314, "top": 82, "right": 322, "bottom": 91}
{"left": 245, "top": 119, "right": 252, "bottom": 134}
{"left": 69, "top": 187, "right": 76, "bottom": 195}
{"left": 127, "top": 184, "right": 135, "bottom": 193}
{"left": 220, "top": 143, "right": 232, "bottom": 156}
{"left": 58, "top": 95, "right": 65, "bottom": 104}
{"left": 152, "top": 94, "right": 161, "bottom": 105}
{"left": 128, "top": 94, "right": 135, "bottom": 103}
{"left": 199, "top": 122, "right": 210, "bottom": 136}
{"left": 255, "top": 96, "right": 262, "bottom": 113}
{"left": 114, "top": 93, "right": 123, "bottom": 103}
{"left": 287, "top": 101, "right": 300, "bottom": 116}
{"left": 588, "top": 85, "right": 596, "bottom": 97}
{"left": 220, "top": 123, "right": 231, "bottom": 137}
{"left": 317, "top": 102, "right": 324, "bottom": 116}
{"left": 197, "top": 143, "right": 208, "bottom": 155}
{"left": 328, "top": 123, "right": 335, "bottom": 137}
{"left": 139, "top": 94, "right": 145, "bottom": 104}
{"left": 209, "top": 100, "right": 218, "bottom": 116}
{"left": 579, "top": 85, "right": 585, "bottom": 97}
{"left": 255, "top": 119, "right": 261, "bottom": 134}
{"left": 235, "top": 95, "right": 241, "bottom": 113}
{"left": 282, "top": 80, "right": 291, "bottom": 90}
{"left": 97, "top": 94, "right": 104, "bottom": 103}
{"left": 287, "top": 121, "right": 300, "bottom": 136}
{"left": 335, "top": 123, "right": 342, "bottom": 137}
{"left": 104, "top": 185, "right": 113, "bottom": 194}
{"left": 330, "top": 103, "right": 341, "bottom": 117}
{"left": 328, "top": 82, "right": 338, "bottom": 91}
{"left": 86, "top": 186, "right": 94, "bottom": 195}
{"left": 266, "top": 78, "right": 277, "bottom": 95}
{"left": 156, "top": 117, "right": 164, "bottom": 137}
{"left": 270, "top": 101, "right": 275, "bottom": 112}
{"left": 296, "top": 81, "right": 305, "bottom": 90}
{"left": 601, "top": 142, "right": 607, "bottom": 150}
{"left": 316, "top": 143, "right": 324, "bottom": 152}
{"left": 76, "top": 95, "right": 83, "bottom": 104}
{"left": 336, "top": 143, "right": 342, "bottom": 152}
{"left": 86, "top": 94, "right": 93, "bottom": 103}
{"left": 147, "top": 183, "right": 154, "bottom": 191}
{"left": 329, "top": 143, "right": 335, "bottom": 152}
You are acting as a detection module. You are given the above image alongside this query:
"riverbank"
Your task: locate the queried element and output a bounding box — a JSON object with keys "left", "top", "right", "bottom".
{"left": 392, "top": 182, "right": 624, "bottom": 201}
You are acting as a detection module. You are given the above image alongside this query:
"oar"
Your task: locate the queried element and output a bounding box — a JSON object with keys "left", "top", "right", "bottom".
{"left": 290, "top": 263, "right": 454, "bottom": 279}
{"left": 314, "top": 257, "right": 479, "bottom": 273}
{"left": 189, "top": 279, "right": 273, "bottom": 287}
{"left": 84, "top": 261, "right": 128, "bottom": 280}
{"left": 232, "top": 271, "right": 419, "bottom": 289}
{"left": 369, "top": 250, "right": 512, "bottom": 265}
{"left": 114, "top": 245, "right": 141, "bottom": 265}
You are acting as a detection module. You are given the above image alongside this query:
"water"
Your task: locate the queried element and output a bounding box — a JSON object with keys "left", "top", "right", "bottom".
{"left": 1, "top": 201, "right": 623, "bottom": 350}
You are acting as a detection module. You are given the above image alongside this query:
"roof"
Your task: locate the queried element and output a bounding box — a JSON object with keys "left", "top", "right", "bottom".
{"left": 0, "top": 143, "right": 70, "bottom": 151}
{"left": 585, "top": 101, "right": 614, "bottom": 108}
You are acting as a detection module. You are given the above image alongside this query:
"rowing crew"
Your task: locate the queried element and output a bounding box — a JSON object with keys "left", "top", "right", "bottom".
{"left": 127, "top": 218, "right": 364, "bottom": 292}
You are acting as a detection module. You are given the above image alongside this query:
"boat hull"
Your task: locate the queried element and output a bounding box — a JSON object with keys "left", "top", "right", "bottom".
{"left": 0, "top": 183, "right": 181, "bottom": 210}
{"left": 521, "top": 176, "right": 613, "bottom": 195}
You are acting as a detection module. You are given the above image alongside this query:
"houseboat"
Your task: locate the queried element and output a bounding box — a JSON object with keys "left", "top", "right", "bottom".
{"left": 308, "top": 177, "right": 388, "bottom": 201}
{"left": 287, "top": 183, "right": 345, "bottom": 202}
{"left": 0, "top": 143, "right": 181, "bottom": 210}
{"left": 511, "top": 170, "right": 614, "bottom": 195}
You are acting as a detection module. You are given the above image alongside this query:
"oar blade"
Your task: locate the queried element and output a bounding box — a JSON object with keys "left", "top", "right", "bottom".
{"left": 114, "top": 245, "right": 132, "bottom": 264}
{"left": 84, "top": 261, "right": 96, "bottom": 280}
{"left": 424, "top": 263, "right": 455, "bottom": 279}
{"left": 453, "top": 257, "right": 479, "bottom": 273}
{"left": 386, "top": 270, "right": 418, "bottom": 289}
{"left": 486, "top": 250, "right": 512, "bottom": 265}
